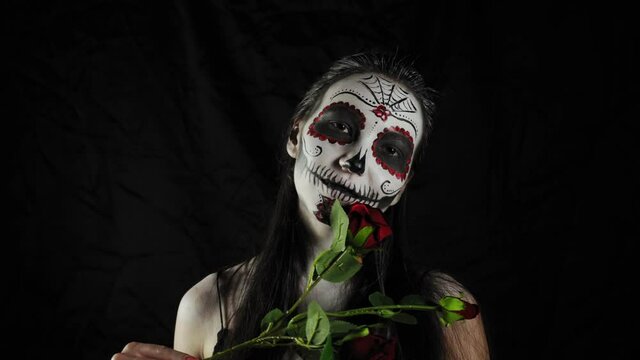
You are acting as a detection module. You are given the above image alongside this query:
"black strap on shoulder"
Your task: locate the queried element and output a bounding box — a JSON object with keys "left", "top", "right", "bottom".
{"left": 212, "top": 264, "right": 246, "bottom": 354}
{"left": 214, "top": 270, "right": 228, "bottom": 353}
{"left": 216, "top": 271, "right": 225, "bottom": 330}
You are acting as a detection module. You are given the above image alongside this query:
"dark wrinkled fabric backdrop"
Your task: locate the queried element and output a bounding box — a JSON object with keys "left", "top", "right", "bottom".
{"left": 7, "top": 1, "right": 636, "bottom": 359}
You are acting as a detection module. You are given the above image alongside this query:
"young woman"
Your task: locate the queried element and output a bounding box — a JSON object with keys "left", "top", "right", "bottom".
{"left": 112, "top": 52, "right": 490, "bottom": 360}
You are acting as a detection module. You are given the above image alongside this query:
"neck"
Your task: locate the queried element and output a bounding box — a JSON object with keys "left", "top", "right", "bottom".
{"left": 296, "top": 199, "right": 353, "bottom": 311}
{"left": 297, "top": 200, "right": 333, "bottom": 260}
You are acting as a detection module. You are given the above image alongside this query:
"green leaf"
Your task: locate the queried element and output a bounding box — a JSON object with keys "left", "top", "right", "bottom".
{"left": 319, "top": 249, "right": 362, "bottom": 283}
{"left": 329, "top": 320, "right": 358, "bottom": 335}
{"left": 439, "top": 310, "right": 464, "bottom": 327}
{"left": 306, "top": 301, "right": 331, "bottom": 345}
{"left": 315, "top": 249, "right": 341, "bottom": 276}
{"left": 351, "top": 226, "right": 373, "bottom": 248}
{"left": 338, "top": 327, "right": 370, "bottom": 345}
{"left": 439, "top": 296, "right": 465, "bottom": 311}
{"left": 368, "top": 291, "right": 394, "bottom": 306}
{"left": 391, "top": 312, "right": 418, "bottom": 325}
{"left": 330, "top": 200, "right": 349, "bottom": 252}
{"left": 306, "top": 305, "right": 319, "bottom": 343}
{"left": 400, "top": 294, "right": 427, "bottom": 306}
{"left": 260, "top": 308, "right": 284, "bottom": 331}
{"left": 286, "top": 321, "right": 305, "bottom": 337}
{"left": 320, "top": 335, "right": 334, "bottom": 360}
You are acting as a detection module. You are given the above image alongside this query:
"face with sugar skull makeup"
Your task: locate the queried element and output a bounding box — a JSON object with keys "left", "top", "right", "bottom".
{"left": 287, "top": 73, "right": 424, "bottom": 224}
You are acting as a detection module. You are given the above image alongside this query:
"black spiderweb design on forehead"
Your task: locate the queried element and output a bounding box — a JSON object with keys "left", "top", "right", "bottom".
{"left": 330, "top": 75, "right": 418, "bottom": 133}
{"left": 360, "top": 75, "right": 418, "bottom": 113}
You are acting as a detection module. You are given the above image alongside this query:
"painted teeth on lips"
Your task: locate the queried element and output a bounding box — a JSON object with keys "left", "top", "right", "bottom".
{"left": 319, "top": 176, "right": 376, "bottom": 205}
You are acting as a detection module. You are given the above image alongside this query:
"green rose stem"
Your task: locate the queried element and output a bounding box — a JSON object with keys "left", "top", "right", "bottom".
{"left": 208, "top": 303, "right": 442, "bottom": 358}
{"left": 207, "top": 253, "right": 345, "bottom": 360}
{"left": 324, "top": 304, "right": 438, "bottom": 318}
{"left": 206, "top": 202, "right": 458, "bottom": 360}
{"left": 208, "top": 273, "right": 441, "bottom": 360}
{"left": 284, "top": 304, "right": 439, "bottom": 333}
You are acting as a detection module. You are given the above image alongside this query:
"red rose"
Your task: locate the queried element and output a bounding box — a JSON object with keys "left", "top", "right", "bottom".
{"left": 438, "top": 296, "right": 481, "bottom": 326}
{"left": 454, "top": 300, "right": 480, "bottom": 320}
{"left": 347, "top": 204, "right": 392, "bottom": 249}
{"left": 349, "top": 334, "right": 397, "bottom": 360}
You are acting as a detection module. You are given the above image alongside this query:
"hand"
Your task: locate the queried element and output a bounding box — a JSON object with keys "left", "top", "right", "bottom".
{"left": 111, "top": 342, "right": 199, "bottom": 360}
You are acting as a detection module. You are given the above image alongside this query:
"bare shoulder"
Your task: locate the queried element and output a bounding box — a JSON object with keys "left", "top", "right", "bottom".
{"left": 173, "top": 272, "right": 218, "bottom": 358}
{"left": 174, "top": 260, "right": 254, "bottom": 359}
{"left": 423, "top": 270, "right": 491, "bottom": 360}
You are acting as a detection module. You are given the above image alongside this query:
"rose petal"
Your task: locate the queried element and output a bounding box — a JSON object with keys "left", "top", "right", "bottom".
{"left": 454, "top": 301, "right": 480, "bottom": 320}
{"left": 347, "top": 204, "right": 393, "bottom": 249}
{"left": 349, "top": 334, "right": 397, "bottom": 360}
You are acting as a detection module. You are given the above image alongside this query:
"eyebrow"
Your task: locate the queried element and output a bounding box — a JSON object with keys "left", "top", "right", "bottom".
{"left": 330, "top": 90, "right": 376, "bottom": 106}
{"left": 387, "top": 126, "right": 415, "bottom": 147}
{"left": 387, "top": 113, "right": 417, "bottom": 136}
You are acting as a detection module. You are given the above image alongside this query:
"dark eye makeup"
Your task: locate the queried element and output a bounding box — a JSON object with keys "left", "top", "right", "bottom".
{"left": 307, "top": 101, "right": 365, "bottom": 145}
{"left": 372, "top": 127, "right": 414, "bottom": 180}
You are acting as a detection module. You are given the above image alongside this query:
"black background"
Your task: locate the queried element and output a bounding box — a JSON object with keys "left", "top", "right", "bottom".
{"left": 7, "top": 1, "right": 636, "bottom": 359}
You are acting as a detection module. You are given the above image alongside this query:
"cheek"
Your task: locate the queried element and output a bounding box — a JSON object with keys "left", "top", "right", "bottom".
{"left": 300, "top": 132, "right": 324, "bottom": 158}
{"left": 300, "top": 129, "right": 346, "bottom": 165}
{"left": 366, "top": 153, "right": 407, "bottom": 195}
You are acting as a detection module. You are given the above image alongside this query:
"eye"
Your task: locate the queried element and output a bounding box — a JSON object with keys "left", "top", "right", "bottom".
{"left": 307, "top": 102, "right": 364, "bottom": 145}
{"left": 329, "top": 121, "right": 351, "bottom": 135}
{"left": 383, "top": 145, "right": 401, "bottom": 157}
{"left": 372, "top": 127, "right": 415, "bottom": 180}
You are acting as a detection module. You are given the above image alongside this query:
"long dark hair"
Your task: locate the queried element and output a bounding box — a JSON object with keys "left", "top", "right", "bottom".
{"left": 221, "top": 51, "right": 442, "bottom": 359}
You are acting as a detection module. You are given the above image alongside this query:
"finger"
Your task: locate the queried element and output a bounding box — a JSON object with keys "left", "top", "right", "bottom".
{"left": 111, "top": 353, "right": 138, "bottom": 360}
{"left": 122, "top": 342, "right": 198, "bottom": 360}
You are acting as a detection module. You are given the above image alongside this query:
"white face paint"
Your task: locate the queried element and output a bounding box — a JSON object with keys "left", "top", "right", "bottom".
{"left": 290, "top": 73, "right": 424, "bottom": 224}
